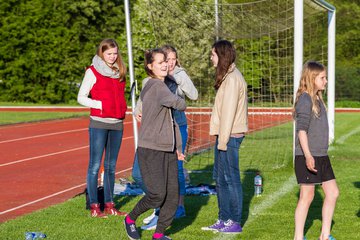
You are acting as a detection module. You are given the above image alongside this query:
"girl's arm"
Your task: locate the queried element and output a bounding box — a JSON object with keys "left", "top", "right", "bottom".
{"left": 173, "top": 68, "right": 198, "bottom": 100}
{"left": 77, "top": 69, "right": 102, "bottom": 109}
{"left": 298, "top": 130, "right": 317, "bottom": 173}
{"left": 159, "top": 82, "right": 186, "bottom": 111}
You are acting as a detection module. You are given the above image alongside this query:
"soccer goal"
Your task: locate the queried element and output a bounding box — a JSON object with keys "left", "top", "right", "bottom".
{"left": 125, "top": 0, "right": 335, "bottom": 174}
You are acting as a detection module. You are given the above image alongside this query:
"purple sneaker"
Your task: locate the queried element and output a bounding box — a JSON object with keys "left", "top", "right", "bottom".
{"left": 201, "top": 219, "right": 225, "bottom": 231}
{"left": 218, "top": 219, "right": 242, "bottom": 234}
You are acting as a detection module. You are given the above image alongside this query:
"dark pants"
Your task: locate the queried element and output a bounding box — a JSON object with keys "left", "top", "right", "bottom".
{"left": 129, "top": 147, "right": 179, "bottom": 234}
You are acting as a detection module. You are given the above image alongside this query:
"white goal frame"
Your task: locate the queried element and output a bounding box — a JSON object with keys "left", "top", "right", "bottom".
{"left": 294, "top": 0, "right": 336, "bottom": 146}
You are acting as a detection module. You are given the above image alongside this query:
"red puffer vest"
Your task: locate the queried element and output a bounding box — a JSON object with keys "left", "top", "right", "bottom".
{"left": 89, "top": 66, "right": 127, "bottom": 119}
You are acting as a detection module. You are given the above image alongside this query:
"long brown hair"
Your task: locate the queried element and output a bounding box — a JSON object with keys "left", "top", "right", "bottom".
{"left": 97, "top": 38, "right": 127, "bottom": 80}
{"left": 212, "top": 40, "right": 236, "bottom": 89}
{"left": 144, "top": 48, "right": 166, "bottom": 78}
{"left": 293, "top": 61, "right": 326, "bottom": 118}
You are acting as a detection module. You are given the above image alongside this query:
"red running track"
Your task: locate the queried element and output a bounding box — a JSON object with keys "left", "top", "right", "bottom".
{"left": 0, "top": 115, "right": 137, "bottom": 223}
{"left": 0, "top": 107, "right": 298, "bottom": 223}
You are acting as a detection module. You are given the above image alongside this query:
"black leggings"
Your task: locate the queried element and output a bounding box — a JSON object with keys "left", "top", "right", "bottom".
{"left": 129, "top": 147, "right": 179, "bottom": 233}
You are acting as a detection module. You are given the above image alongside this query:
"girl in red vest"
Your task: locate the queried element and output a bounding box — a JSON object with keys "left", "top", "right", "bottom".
{"left": 77, "top": 38, "right": 127, "bottom": 218}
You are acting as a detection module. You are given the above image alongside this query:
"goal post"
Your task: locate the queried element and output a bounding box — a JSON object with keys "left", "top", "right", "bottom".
{"left": 294, "top": 0, "right": 336, "bottom": 147}
{"left": 126, "top": 0, "right": 336, "bottom": 173}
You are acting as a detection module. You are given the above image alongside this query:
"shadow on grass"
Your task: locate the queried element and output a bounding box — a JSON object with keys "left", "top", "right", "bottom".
{"left": 167, "top": 165, "right": 262, "bottom": 234}
{"left": 166, "top": 164, "right": 213, "bottom": 235}
{"left": 242, "top": 168, "right": 261, "bottom": 226}
{"left": 354, "top": 181, "right": 360, "bottom": 218}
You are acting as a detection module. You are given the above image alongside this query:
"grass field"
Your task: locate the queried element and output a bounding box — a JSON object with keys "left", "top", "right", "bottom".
{"left": 0, "top": 112, "right": 359, "bottom": 239}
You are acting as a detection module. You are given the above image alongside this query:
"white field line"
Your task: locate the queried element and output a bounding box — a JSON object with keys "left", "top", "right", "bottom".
{"left": 335, "top": 125, "right": 360, "bottom": 144}
{"left": 0, "top": 121, "right": 132, "bottom": 144}
{"left": 0, "top": 167, "right": 132, "bottom": 215}
{"left": 329, "top": 125, "right": 360, "bottom": 151}
{"left": 210, "top": 175, "right": 296, "bottom": 240}
{"left": 0, "top": 136, "right": 133, "bottom": 167}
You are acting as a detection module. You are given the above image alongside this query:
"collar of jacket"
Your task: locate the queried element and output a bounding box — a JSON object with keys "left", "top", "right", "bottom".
{"left": 222, "top": 63, "right": 236, "bottom": 81}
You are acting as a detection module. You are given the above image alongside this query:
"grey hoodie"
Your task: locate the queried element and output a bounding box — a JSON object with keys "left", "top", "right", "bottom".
{"left": 137, "top": 78, "right": 186, "bottom": 152}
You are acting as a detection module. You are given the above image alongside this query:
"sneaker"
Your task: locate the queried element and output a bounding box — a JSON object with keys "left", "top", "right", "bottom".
{"left": 124, "top": 216, "right": 140, "bottom": 240}
{"left": 90, "top": 203, "right": 108, "bottom": 219}
{"left": 218, "top": 219, "right": 242, "bottom": 234}
{"left": 141, "top": 215, "right": 158, "bottom": 230}
{"left": 104, "top": 202, "right": 127, "bottom": 216}
{"left": 318, "top": 235, "right": 336, "bottom": 240}
{"left": 152, "top": 233, "right": 172, "bottom": 240}
{"left": 324, "top": 235, "right": 336, "bottom": 240}
{"left": 143, "top": 209, "right": 157, "bottom": 224}
{"left": 201, "top": 219, "right": 225, "bottom": 231}
{"left": 174, "top": 206, "right": 186, "bottom": 219}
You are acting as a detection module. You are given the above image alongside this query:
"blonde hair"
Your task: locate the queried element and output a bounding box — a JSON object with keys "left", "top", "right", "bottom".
{"left": 161, "top": 45, "right": 181, "bottom": 67}
{"left": 293, "top": 61, "right": 326, "bottom": 118}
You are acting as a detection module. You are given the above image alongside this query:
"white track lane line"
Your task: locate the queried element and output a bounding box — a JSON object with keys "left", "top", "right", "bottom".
{"left": 0, "top": 121, "right": 132, "bottom": 144}
{"left": 0, "top": 136, "right": 133, "bottom": 167}
{"left": 0, "top": 128, "right": 87, "bottom": 144}
{"left": 0, "top": 167, "right": 133, "bottom": 215}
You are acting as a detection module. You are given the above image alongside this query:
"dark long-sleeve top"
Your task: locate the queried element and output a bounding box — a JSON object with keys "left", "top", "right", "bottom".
{"left": 295, "top": 92, "right": 329, "bottom": 156}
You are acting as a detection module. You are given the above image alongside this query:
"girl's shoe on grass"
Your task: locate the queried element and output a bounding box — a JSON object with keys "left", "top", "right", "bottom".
{"left": 90, "top": 203, "right": 108, "bottom": 219}
{"left": 104, "top": 202, "right": 127, "bottom": 216}
{"left": 318, "top": 235, "right": 336, "bottom": 240}
{"left": 201, "top": 219, "right": 225, "bottom": 231}
{"left": 217, "top": 219, "right": 242, "bottom": 234}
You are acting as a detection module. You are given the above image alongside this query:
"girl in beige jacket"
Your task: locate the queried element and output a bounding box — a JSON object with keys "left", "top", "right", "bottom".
{"left": 202, "top": 40, "right": 248, "bottom": 234}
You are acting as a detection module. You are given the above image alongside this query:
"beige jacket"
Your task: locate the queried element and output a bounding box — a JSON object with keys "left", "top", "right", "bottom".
{"left": 210, "top": 64, "right": 248, "bottom": 151}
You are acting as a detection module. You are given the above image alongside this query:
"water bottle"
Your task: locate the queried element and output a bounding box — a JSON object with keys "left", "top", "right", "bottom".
{"left": 25, "top": 232, "right": 46, "bottom": 239}
{"left": 254, "top": 172, "right": 262, "bottom": 197}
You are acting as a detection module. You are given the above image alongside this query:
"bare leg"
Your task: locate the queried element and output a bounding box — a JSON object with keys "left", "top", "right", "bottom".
{"left": 319, "top": 179, "right": 339, "bottom": 240}
{"left": 294, "top": 184, "right": 315, "bottom": 240}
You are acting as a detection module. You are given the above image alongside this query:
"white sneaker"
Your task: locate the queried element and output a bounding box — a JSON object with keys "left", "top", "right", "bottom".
{"left": 143, "top": 209, "right": 157, "bottom": 224}
{"left": 141, "top": 215, "right": 158, "bottom": 230}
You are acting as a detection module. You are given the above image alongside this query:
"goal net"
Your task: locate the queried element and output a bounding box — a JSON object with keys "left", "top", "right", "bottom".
{"left": 142, "top": 0, "right": 331, "bottom": 174}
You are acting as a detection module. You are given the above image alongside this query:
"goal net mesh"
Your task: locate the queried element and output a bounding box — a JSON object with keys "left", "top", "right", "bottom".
{"left": 145, "top": 0, "right": 329, "bottom": 173}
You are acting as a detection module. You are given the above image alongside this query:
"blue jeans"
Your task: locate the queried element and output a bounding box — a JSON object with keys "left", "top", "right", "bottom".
{"left": 132, "top": 124, "right": 188, "bottom": 196}
{"left": 178, "top": 124, "right": 188, "bottom": 196}
{"left": 87, "top": 127, "right": 123, "bottom": 205}
{"left": 213, "top": 136, "right": 244, "bottom": 223}
{"left": 132, "top": 152, "right": 147, "bottom": 193}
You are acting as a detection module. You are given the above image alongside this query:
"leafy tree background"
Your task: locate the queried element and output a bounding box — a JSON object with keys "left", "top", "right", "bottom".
{"left": 0, "top": 0, "right": 358, "bottom": 104}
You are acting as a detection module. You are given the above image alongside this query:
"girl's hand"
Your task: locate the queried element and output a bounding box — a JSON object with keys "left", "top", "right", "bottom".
{"left": 305, "top": 155, "right": 317, "bottom": 173}
{"left": 177, "top": 151, "right": 186, "bottom": 161}
{"left": 135, "top": 113, "right": 142, "bottom": 122}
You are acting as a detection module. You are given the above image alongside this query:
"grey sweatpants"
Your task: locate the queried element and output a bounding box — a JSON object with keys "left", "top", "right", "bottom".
{"left": 129, "top": 147, "right": 179, "bottom": 233}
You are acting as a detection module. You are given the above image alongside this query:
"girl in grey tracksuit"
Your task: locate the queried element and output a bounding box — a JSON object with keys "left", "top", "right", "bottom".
{"left": 124, "top": 48, "right": 186, "bottom": 240}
